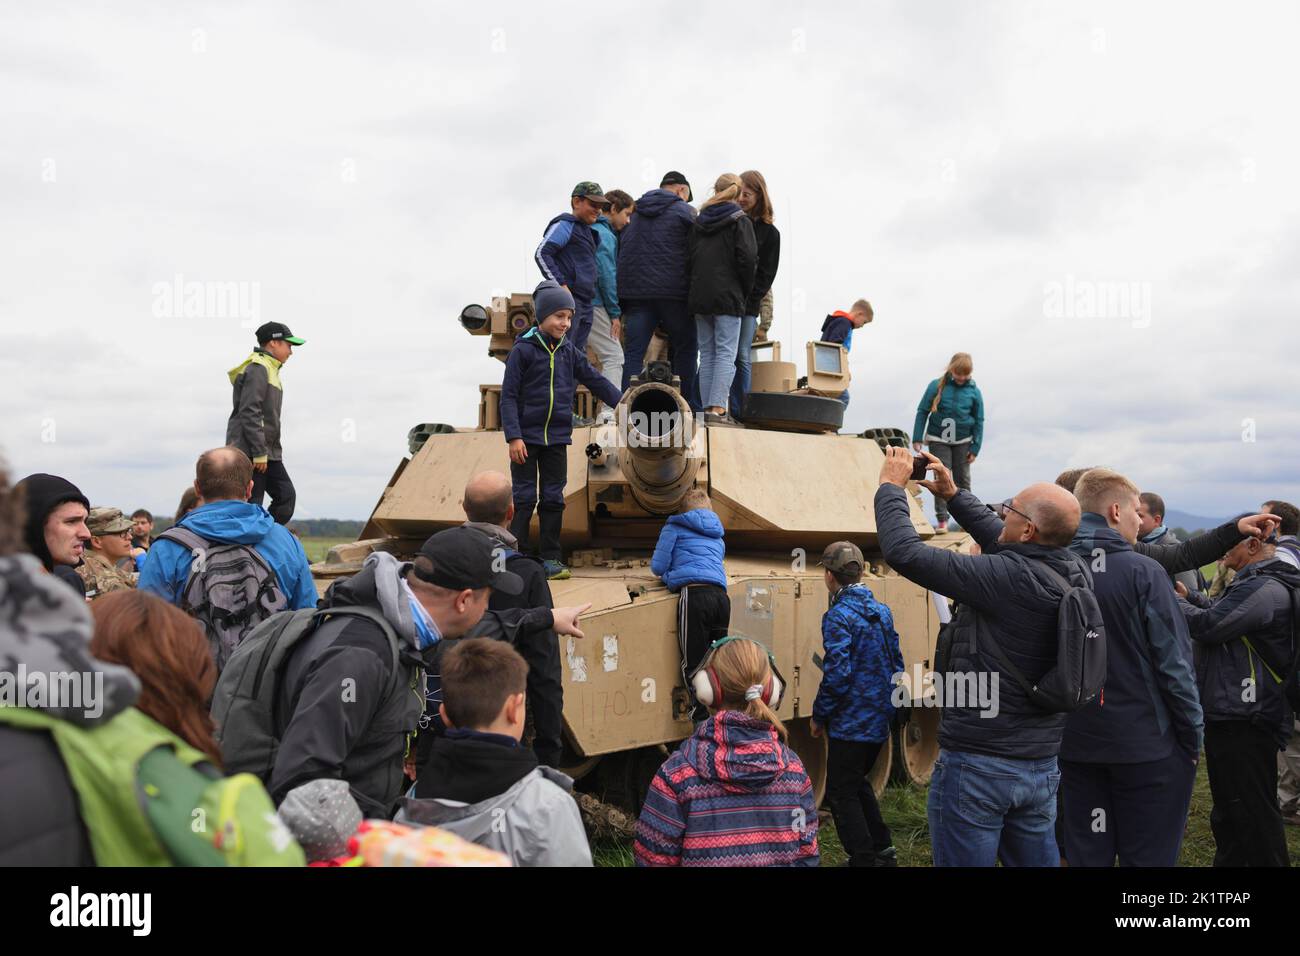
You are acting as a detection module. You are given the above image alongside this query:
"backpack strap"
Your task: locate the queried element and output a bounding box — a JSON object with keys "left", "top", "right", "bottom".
{"left": 158, "top": 525, "right": 211, "bottom": 555}
{"left": 311, "top": 606, "right": 407, "bottom": 702}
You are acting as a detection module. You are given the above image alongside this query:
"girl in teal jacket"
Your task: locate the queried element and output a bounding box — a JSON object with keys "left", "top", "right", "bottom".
{"left": 911, "top": 353, "right": 983, "bottom": 530}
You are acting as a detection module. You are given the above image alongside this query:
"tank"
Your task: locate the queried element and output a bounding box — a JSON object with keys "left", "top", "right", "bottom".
{"left": 312, "top": 293, "right": 971, "bottom": 809}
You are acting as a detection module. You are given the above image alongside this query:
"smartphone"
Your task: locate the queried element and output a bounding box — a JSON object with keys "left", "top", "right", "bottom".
{"left": 910, "top": 455, "right": 930, "bottom": 481}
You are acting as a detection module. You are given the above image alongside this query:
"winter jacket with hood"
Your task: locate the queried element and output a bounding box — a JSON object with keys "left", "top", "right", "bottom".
{"left": 634, "top": 711, "right": 819, "bottom": 867}
{"left": 744, "top": 219, "right": 781, "bottom": 318}
{"left": 226, "top": 349, "right": 285, "bottom": 463}
{"left": 820, "top": 312, "right": 856, "bottom": 351}
{"left": 650, "top": 508, "right": 727, "bottom": 590}
{"left": 813, "top": 583, "right": 905, "bottom": 743}
{"left": 0, "top": 553, "right": 141, "bottom": 864}
{"left": 500, "top": 325, "right": 623, "bottom": 447}
{"left": 686, "top": 201, "right": 758, "bottom": 317}
{"left": 1178, "top": 556, "right": 1300, "bottom": 747}
{"left": 876, "top": 484, "right": 1085, "bottom": 759}
{"left": 1062, "top": 513, "right": 1203, "bottom": 764}
{"left": 15, "top": 472, "right": 90, "bottom": 597}
{"left": 591, "top": 215, "right": 621, "bottom": 316}
{"left": 535, "top": 212, "right": 599, "bottom": 303}
{"left": 139, "top": 498, "right": 317, "bottom": 610}
{"left": 397, "top": 729, "right": 592, "bottom": 866}
{"left": 913, "top": 375, "right": 985, "bottom": 456}
{"left": 617, "top": 188, "right": 698, "bottom": 302}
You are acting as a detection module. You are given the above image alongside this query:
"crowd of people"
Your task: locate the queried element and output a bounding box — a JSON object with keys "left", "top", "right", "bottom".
{"left": 2, "top": 168, "right": 1294, "bottom": 870}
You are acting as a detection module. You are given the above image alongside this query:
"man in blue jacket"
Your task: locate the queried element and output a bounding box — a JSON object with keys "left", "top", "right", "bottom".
{"left": 139, "top": 446, "right": 317, "bottom": 610}
{"left": 812, "top": 540, "right": 904, "bottom": 867}
{"left": 1176, "top": 524, "right": 1299, "bottom": 867}
{"left": 1060, "top": 468, "right": 1203, "bottom": 867}
{"left": 535, "top": 182, "right": 607, "bottom": 355}
{"left": 617, "top": 171, "right": 699, "bottom": 405}
{"left": 875, "top": 446, "right": 1083, "bottom": 867}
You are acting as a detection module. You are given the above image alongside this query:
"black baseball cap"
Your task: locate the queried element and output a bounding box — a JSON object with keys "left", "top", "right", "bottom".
{"left": 412, "top": 526, "right": 523, "bottom": 595}
{"left": 660, "top": 170, "right": 692, "bottom": 202}
{"left": 256, "top": 321, "right": 305, "bottom": 346}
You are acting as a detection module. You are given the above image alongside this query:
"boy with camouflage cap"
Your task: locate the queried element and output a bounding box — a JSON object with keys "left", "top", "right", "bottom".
{"left": 78, "top": 507, "right": 139, "bottom": 599}
{"left": 813, "top": 540, "right": 903, "bottom": 866}
{"left": 535, "top": 182, "right": 609, "bottom": 355}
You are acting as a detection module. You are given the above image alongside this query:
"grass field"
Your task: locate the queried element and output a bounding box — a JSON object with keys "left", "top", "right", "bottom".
{"left": 591, "top": 759, "right": 1300, "bottom": 867}
{"left": 299, "top": 536, "right": 355, "bottom": 563}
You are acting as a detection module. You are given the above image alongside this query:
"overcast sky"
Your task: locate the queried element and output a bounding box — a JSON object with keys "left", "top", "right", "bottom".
{"left": 4, "top": 0, "right": 1298, "bottom": 522}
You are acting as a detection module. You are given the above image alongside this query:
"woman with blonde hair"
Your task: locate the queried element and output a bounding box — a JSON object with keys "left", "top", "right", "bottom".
{"left": 911, "top": 352, "right": 984, "bottom": 531}
{"left": 633, "top": 636, "right": 820, "bottom": 866}
{"left": 729, "top": 170, "right": 780, "bottom": 420}
{"left": 687, "top": 174, "right": 758, "bottom": 424}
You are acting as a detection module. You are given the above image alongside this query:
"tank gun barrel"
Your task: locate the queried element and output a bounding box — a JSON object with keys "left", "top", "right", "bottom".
{"left": 617, "top": 381, "right": 700, "bottom": 514}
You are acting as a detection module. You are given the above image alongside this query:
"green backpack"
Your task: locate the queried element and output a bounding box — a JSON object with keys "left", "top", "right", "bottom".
{"left": 0, "top": 705, "right": 305, "bottom": 867}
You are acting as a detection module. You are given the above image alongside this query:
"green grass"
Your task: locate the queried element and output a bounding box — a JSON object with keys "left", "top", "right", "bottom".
{"left": 593, "top": 762, "right": 1300, "bottom": 866}
{"left": 299, "top": 536, "right": 355, "bottom": 563}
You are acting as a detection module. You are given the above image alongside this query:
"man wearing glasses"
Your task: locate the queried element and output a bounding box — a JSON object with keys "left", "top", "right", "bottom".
{"left": 874, "top": 446, "right": 1085, "bottom": 866}
{"left": 77, "top": 507, "right": 139, "bottom": 600}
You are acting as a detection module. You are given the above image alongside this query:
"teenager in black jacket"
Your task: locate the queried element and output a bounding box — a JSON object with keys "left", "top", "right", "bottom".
{"left": 729, "top": 170, "right": 780, "bottom": 420}
{"left": 687, "top": 173, "right": 757, "bottom": 424}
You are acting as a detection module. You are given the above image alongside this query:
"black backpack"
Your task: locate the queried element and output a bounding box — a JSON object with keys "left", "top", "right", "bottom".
{"left": 977, "top": 555, "right": 1107, "bottom": 713}
{"left": 158, "top": 526, "right": 288, "bottom": 672}
{"left": 1246, "top": 566, "right": 1300, "bottom": 714}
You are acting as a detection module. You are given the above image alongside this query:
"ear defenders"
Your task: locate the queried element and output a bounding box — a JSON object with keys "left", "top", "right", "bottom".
{"left": 690, "top": 635, "right": 786, "bottom": 710}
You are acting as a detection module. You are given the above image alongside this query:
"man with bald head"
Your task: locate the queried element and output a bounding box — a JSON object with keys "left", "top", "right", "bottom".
{"left": 461, "top": 470, "right": 564, "bottom": 767}
{"left": 875, "top": 447, "right": 1085, "bottom": 866}
{"left": 140, "top": 446, "right": 317, "bottom": 616}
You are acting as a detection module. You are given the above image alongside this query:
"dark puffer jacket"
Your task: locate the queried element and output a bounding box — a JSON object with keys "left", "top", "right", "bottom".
{"left": 875, "top": 485, "right": 1083, "bottom": 759}
{"left": 617, "top": 188, "right": 698, "bottom": 302}
{"left": 534, "top": 213, "right": 599, "bottom": 302}
{"left": 1178, "top": 557, "right": 1300, "bottom": 747}
{"left": 499, "top": 326, "right": 623, "bottom": 447}
{"left": 687, "top": 201, "right": 757, "bottom": 317}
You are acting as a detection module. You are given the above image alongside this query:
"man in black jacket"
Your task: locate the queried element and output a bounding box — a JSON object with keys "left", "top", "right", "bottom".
{"left": 1061, "top": 469, "right": 1203, "bottom": 867}
{"left": 15, "top": 472, "right": 91, "bottom": 597}
{"left": 462, "top": 470, "right": 565, "bottom": 767}
{"left": 267, "top": 527, "right": 589, "bottom": 818}
{"left": 876, "top": 447, "right": 1084, "bottom": 866}
{"left": 1177, "top": 527, "right": 1298, "bottom": 867}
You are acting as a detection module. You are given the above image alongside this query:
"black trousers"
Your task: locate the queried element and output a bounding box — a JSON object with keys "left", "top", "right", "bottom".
{"left": 826, "top": 737, "right": 893, "bottom": 865}
{"left": 509, "top": 444, "right": 568, "bottom": 560}
{"left": 514, "top": 620, "right": 564, "bottom": 768}
{"left": 1204, "top": 721, "right": 1291, "bottom": 867}
{"left": 678, "top": 584, "right": 730, "bottom": 717}
{"left": 251, "top": 459, "right": 296, "bottom": 525}
{"left": 1060, "top": 749, "right": 1197, "bottom": 867}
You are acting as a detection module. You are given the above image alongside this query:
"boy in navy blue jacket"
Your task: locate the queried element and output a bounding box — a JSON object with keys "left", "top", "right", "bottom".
{"left": 651, "top": 488, "right": 729, "bottom": 720}
{"left": 812, "top": 540, "right": 903, "bottom": 866}
{"left": 502, "top": 281, "right": 623, "bottom": 580}
{"left": 535, "top": 182, "right": 608, "bottom": 355}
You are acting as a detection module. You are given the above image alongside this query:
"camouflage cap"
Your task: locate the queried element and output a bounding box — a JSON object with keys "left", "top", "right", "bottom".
{"left": 820, "top": 540, "right": 865, "bottom": 573}
{"left": 87, "top": 507, "right": 133, "bottom": 536}
{"left": 571, "top": 181, "right": 608, "bottom": 204}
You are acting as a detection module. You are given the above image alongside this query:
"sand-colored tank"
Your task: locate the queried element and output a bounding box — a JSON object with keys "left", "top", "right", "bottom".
{"left": 314, "top": 294, "right": 970, "bottom": 807}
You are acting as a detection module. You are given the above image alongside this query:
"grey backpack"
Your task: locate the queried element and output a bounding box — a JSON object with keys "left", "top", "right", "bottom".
{"left": 210, "top": 605, "right": 402, "bottom": 782}
{"left": 158, "top": 526, "right": 289, "bottom": 672}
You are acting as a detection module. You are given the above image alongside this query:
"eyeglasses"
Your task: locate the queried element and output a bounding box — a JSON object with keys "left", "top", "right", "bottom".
{"left": 997, "top": 499, "right": 1033, "bottom": 524}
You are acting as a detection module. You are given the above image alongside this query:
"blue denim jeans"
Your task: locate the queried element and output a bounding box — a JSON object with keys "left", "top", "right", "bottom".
{"left": 728, "top": 314, "right": 758, "bottom": 419}
{"left": 928, "top": 748, "right": 1061, "bottom": 867}
{"left": 694, "top": 314, "right": 742, "bottom": 411}
{"left": 620, "top": 299, "right": 697, "bottom": 408}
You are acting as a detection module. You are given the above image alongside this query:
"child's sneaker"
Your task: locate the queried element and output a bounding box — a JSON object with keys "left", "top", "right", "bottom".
{"left": 935, "top": 520, "right": 948, "bottom": 533}
{"left": 543, "top": 559, "right": 571, "bottom": 580}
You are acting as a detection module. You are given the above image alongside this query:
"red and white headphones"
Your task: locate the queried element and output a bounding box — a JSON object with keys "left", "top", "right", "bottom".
{"left": 690, "top": 636, "right": 786, "bottom": 709}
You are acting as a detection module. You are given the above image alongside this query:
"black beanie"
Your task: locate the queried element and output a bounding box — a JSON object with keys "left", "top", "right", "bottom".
{"left": 14, "top": 473, "right": 90, "bottom": 571}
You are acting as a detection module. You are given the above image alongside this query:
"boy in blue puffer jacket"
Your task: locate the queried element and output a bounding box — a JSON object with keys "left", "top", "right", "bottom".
{"left": 502, "top": 281, "right": 623, "bottom": 580}
{"left": 650, "top": 488, "right": 729, "bottom": 720}
{"left": 813, "top": 540, "right": 904, "bottom": 866}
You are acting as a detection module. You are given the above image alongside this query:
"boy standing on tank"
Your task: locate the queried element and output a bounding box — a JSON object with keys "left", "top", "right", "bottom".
{"left": 650, "top": 488, "right": 730, "bottom": 721}
{"left": 501, "top": 281, "right": 623, "bottom": 580}
{"left": 812, "top": 541, "right": 904, "bottom": 866}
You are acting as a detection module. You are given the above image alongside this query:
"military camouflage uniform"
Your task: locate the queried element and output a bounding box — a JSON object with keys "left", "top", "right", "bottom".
{"left": 77, "top": 550, "right": 137, "bottom": 599}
